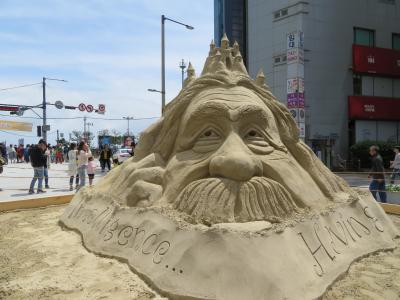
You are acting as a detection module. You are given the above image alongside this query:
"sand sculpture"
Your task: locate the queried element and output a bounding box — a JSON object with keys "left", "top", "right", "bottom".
{"left": 60, "top": 35, "right": 399, "bottom": 300}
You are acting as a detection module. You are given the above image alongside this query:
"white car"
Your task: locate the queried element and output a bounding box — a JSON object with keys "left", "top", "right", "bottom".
{"left": 112, "top": 148, "right": 132, "bottom": 164}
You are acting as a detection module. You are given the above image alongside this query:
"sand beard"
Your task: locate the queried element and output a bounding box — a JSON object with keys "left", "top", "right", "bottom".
{"left": 174, "top": 177, "right": 303, "bottom": 224}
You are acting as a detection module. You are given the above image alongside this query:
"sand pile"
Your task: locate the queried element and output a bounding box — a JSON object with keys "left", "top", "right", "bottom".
{"left": 0, "top": 205, "right": 399, "bottom": 300}
{"left": 0, "top": 205, "right": 165, "bottom": 300}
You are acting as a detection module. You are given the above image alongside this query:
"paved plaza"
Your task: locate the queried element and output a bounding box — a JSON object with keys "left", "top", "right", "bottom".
{"left": 0, "top": 160, "right": 107, "bottom": 202}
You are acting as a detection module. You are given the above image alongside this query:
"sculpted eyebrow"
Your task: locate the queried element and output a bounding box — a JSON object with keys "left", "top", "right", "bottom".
{"left": 189, "top": 102, "right": 230, "bottom": 120}
{"left": 189, "top": 103, "right": 270, "bottom": 123}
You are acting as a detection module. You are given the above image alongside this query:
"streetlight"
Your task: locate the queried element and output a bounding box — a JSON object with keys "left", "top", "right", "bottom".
{"left": 147, "top": 88, "right": 164, "bottom": 94}
{"left": 42, "top": 77, "right": 67, "bottom": 142}
{"left": 179, "top": 59, "right": 186, "bottom": 88}
{"left": 123, "top": 116, "right": 134, "bottom": 137}
{"left": 161, "top": 15, "right": 194, "bottom": 115}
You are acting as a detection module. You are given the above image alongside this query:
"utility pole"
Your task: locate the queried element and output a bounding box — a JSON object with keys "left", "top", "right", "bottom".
{"left": 41, "top": 76, "right": 67, "bottom": 142}
{"left": 83, "top": 116, "right": 87, "bottom": 142}
{"left": 179, "top": 59, "right": 186, "bottom": 88}
{"left": 123, "top": 116, "right": 134, "bottom": 137}
{"left": 42, "top": 77, "right": 47, "bottom": 142}
{"left": 161, "top": 15, "right": 165, "bottom": 115}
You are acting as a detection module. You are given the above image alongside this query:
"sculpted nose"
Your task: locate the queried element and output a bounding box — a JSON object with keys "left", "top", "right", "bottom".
{"left": 209, "top": 135, "right": 263, "bottom": 181}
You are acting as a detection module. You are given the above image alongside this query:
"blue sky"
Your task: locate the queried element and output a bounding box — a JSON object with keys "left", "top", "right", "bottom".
{"left": 0, "top": 0, "right": 214, "bottom": 146}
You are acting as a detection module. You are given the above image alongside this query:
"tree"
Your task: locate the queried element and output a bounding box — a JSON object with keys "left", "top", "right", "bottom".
{"left": 70, "top": 131, "right": 83, "bottom": 142}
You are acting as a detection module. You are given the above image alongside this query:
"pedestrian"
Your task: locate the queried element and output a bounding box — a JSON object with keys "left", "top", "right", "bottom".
{"left": 129, "top": 141, "right": 136, "bottom": 157}
{"left": 8, "top": 144, "right": 16, "bottom": 163}
{"left": 77, "top": 141, "right": 92, "bottom": 190}
{"left": 99, "top": 144, "right": 112, "bottom": 172}
{"left": 17, "top": 144, "right": 24, "bottom": 163}
{"left": 68, "top": 143, "right": 79, "bottom": 191}
{"left": 28, "top": 139, "right": 47, "bottom": 194}
{"left": 63, "top": 144, "right": 69, "bottom": 162}
{"left": 0, "top": 143, "right": 6, "bottom": 191}
{"left": 390, "top": 146, "right": 400, "bottom": 184}
{"left": 368, "top": 145, "right": 387, "bottom": 203}
{"left": 44, "top": 144, "right": 51, "bottom": 189}
{"left": 87, "top": 156, "right": 96, "bottom": 186}
{"left": 24, "top": 144, "right": 30, "bottom": 163}
{"left": 55, "top": 143, "right": 63, "bottom": 164}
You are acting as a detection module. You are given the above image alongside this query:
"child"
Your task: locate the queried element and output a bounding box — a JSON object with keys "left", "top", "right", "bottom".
{"left": 87, "top": 156, "right": 96, "bottom": 186}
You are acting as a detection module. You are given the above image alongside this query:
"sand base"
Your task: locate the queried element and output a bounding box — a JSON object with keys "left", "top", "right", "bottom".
{"left": 0, "top": 205, "right": 399, "bottom": 300}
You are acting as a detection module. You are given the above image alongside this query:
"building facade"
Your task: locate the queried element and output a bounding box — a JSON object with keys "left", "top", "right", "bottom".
{"left": 214, "top": 0, "right": 248, "bottom": 65}
{"left": 215, "top": 0, "right": 400, "bottom": 167}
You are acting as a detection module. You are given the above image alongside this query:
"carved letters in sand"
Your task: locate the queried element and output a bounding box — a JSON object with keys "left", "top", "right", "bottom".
{"left": 60, "top": 35, "right": 399, "bottom": 300}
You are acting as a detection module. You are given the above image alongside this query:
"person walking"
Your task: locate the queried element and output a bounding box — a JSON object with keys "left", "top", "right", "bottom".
{"left": 390, "top": 146, "right": 400, "bottom": 184}
{"left": 24, "top": 144, "right": 30, "bottom": 163}
{"left": 43, "top": 144, "right": 51, "bottom": 189}
{"left": 87, "top": 156, "right": 96, "bottom": 186}
{"left": 55, "top": 144, "right": 63, "bottom": 164}
{"left": 17, "top": 144, "right": 24, "bottom": 163}
{"left": 99, "top": 144, "right": 112, "bottom": 172}
{"left": 8, "top": 144, "right": 16, "bottom": 164}
{"left": 68, "top": 143, "right": 79, "bottom": 191}
{"left": 76, "top": 141, "right": 92, "bottom": 190}
{"left": 368, "top": 145, "right": 387, "bottom": 203}
{"left": 0, "top": 143, "right": 6, "bottom": 191}
{"left": 28, "top": 139, "right": 47, "bottom": 194}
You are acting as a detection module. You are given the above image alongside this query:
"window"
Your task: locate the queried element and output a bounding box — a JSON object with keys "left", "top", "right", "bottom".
{"left": 353, "top": 75, "right": 362, "bottom": 95}
{"left": 393, "top": 33, "right": 400, "bottom": 50}
{"left": 354, "top": 28, "right": 375, "bottom": 47}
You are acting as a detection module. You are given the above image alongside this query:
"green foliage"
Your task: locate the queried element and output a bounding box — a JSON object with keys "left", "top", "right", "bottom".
{"left": 386, "top": 184, "right": 400, "bottom": 192}
{"left": 349, "top": 140, "right": 397, "bottom": 168}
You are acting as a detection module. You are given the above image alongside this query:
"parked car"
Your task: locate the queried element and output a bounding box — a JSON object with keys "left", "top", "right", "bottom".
{"left": 112, "top": 148, "right": 131, "bottom": 164}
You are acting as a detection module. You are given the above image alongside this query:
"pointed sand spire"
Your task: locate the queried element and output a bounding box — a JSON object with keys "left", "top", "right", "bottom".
{"left": 255, "top": 68, "right": 266, "bottom": 86}
{"left": 221, "top": 32, "right": 229, "bottom": 49}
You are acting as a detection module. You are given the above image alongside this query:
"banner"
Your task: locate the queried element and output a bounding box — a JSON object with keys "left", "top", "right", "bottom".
{"left": 0, "top": 120, "right": 32, "bottom": 132}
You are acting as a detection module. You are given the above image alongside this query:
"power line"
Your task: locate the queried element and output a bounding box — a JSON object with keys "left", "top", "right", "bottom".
{"left": 0, "top": 82, "right": 42, "bottom": 92}
{"left": 0, "top": 130, "right": 37, "bottom": 138}
{"left": 0, "top": 113, "right": 159, "bottom": 121}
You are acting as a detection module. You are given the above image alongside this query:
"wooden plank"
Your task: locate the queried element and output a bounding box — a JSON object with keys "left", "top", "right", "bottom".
{"left": 381, "top": 203, "right": 400, "bottom": 215}
{"left": 0, "top": 194, "right": 74, "bottom": 212}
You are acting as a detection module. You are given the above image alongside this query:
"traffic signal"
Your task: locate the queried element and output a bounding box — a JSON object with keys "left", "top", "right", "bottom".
{"left": 37, "top": 126, "right": 42, "bottom": 137}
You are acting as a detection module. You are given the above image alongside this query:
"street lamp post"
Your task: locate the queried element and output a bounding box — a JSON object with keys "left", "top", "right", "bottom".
{"left": 42, "top": 77, "right": 67, "bottom": 142}
{"left": 123, "top": 116, "right": 134, "bottom": 137}
{"left": 160, "top": 15, "right": 194, "bottom": 115}
{"left": 179, "top": 59, "right": 186, "bottom": 88}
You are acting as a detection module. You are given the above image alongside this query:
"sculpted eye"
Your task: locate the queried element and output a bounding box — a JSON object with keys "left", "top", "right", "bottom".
{"left": 193, "top": 128, "right": 222, "bottom": 153}
{"left": 244, "top": 129, "right": 263, "bottom": 140}
{"left": 199, "top": 129, "right": 220, "bottom": 140}
{"left": 243, "top": 128, "right": 274, "bottom": 154}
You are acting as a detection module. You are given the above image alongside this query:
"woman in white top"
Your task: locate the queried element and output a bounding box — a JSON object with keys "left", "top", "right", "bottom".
{"left": 68, "top": 143, "right": 79, "bottom": 190}
{"left": 76, "top": 141, "right": 92, "bottom": 190}
{"left": 390, "top": 146, "right": 400, "bottom": 184}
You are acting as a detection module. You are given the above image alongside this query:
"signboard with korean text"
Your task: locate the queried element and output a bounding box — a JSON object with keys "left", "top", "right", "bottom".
{"left": 0, "top": 120, "right": 32, "bottom": 132}
{"left": 287, "top": 31, "right": 304, "bottom": 49}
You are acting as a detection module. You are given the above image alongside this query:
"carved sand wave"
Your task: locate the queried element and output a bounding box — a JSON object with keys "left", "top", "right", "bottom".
{"left": 0, "top": 205, "right": 399, "bottom": 300}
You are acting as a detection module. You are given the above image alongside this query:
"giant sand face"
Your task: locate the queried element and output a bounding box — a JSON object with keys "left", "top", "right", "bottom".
{"left": 60, "top": 37, "right": 399, "bottom": 300}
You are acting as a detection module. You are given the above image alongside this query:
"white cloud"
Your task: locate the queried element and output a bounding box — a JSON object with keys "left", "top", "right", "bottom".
{"left": 0, "top": 0, "right": 214, "bottom": 146}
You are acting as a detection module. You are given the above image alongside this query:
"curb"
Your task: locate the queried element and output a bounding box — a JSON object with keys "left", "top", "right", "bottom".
{"left": 381, "top": 203, "right": 400, "bottom": 215}
{"left": 0, "top": 194, "right": 74, "bottom": 212}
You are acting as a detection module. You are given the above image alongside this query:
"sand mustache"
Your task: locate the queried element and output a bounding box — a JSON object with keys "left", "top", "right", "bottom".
{"left": 174, "top": 176, "right": 304, "bottom": 224}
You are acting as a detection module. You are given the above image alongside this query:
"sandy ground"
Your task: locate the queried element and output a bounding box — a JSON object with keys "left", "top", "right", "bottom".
{"left": 0, "top": 205, "right": 399, "bottom": 300}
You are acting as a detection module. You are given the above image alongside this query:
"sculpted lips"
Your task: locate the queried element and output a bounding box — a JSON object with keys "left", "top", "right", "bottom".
{"left": 174, "top": 177, "right": 303, "bottom": 224}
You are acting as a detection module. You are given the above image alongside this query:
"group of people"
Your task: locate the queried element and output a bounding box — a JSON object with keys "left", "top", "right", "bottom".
{"left": 28, "top": 140, "right": 96, "bottom": 194}
{"left": 7, "top": 144, "right": 31, "bottom": 163}
{"left": 368, "top": 145, "right": 400, "bottom": 203}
